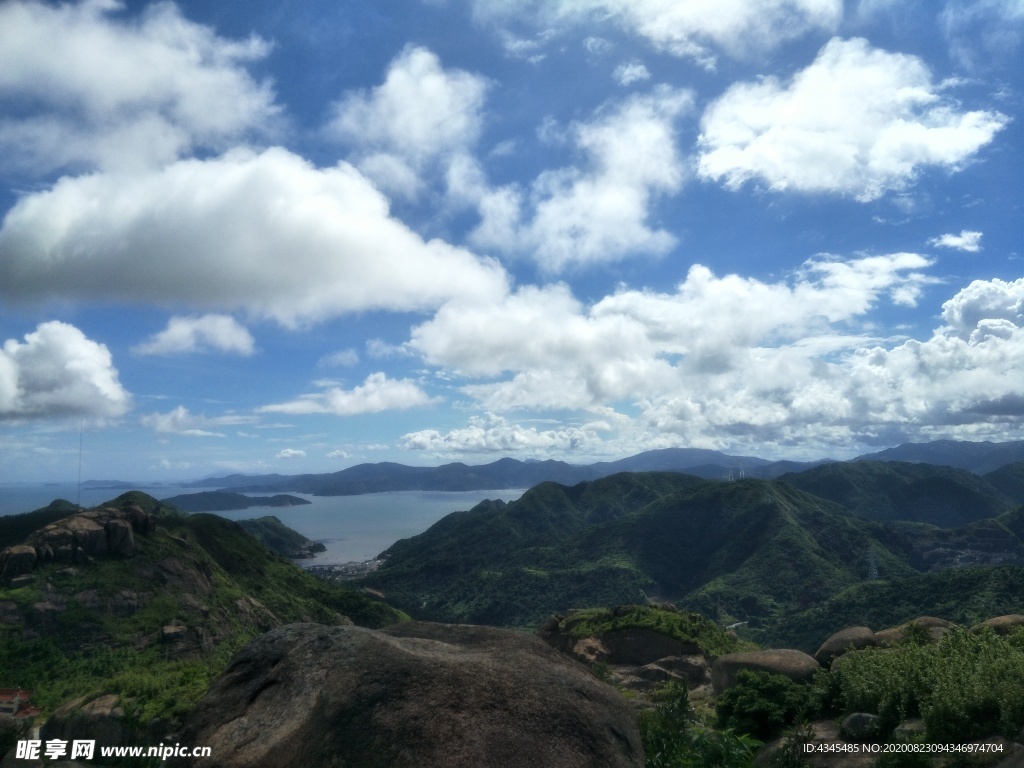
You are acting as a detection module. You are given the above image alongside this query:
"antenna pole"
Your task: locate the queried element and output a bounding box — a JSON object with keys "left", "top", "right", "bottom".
{"left": 77, "top": 419, "right": 83, "bottom": 508}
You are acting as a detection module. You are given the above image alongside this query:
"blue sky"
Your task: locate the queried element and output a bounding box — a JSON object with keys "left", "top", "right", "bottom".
{"left": 0, "top": 0, "right": 1022, "bottom": 483}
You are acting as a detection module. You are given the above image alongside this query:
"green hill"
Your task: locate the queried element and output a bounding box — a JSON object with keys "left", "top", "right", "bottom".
{"left": 0, "top": 492, "right": 406, "bottom": 725}
{"left": 357, "top": 474, "right": 924, "bottom": 629}
{"left": 985, "top": 462, "right": 1024, "bottom": 504}
{"left": 236, "top": 515, "right": 326, "bottom": 558}
{"left": 765, "top": 565, "right": 1024, "bottom": 652}
{"left": 778, "top": 460, "right": 1015, "bottom": 526}
{"left": 160, "top": 491, "right": 311, "bottom": 512}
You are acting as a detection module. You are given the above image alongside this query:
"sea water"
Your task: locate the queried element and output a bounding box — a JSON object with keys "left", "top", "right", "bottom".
{"left": 0, "top": 484, "right": 525, "bottom": 566}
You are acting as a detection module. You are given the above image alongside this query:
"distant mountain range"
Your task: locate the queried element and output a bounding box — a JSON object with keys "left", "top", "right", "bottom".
{"left": 180, "top": 440, "right": 1024, "bottom": 497}
{"left": 347, "top": 467, "right": 1024, "bottom": 642}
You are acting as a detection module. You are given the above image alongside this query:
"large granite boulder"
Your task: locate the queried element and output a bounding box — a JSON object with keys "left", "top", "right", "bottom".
{"left": 971, "top": 615, "right": 1024, "bottom": 636}
{"left": 814, "top": 627, "right": 876, "bottom": 666}
{"left": 180, "top": 622, "right": 643, "bottom": 768}
{"left": 712, "top": 649, "right": 819, "bottom": 693}
{"left": 875, "top": 616, "right": 955, "bottom": 647}
{"left": 0, "top": 545, "right": 37, "bottom": 579}
{"left": 40, "top": 694, "right": 130, "bottom": 748}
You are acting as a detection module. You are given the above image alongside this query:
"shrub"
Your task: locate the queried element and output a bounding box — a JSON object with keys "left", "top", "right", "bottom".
{"left": 640, "top": 682, "right": 761, "bottom": 768}
{"left": 828, "top": 628, "right": 1024, "bottom": 742}
{"left": 716, "top": 670, "right": 814, "bottom": 741}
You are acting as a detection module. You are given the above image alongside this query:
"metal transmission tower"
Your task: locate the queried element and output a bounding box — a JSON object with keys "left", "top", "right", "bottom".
{"left": 867, "top": 548, "right": 879, "bottom": 580}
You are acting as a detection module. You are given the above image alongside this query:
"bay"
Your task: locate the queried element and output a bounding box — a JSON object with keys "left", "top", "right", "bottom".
{"left": 0, "top": 484, "right": 525, "bottom": 566}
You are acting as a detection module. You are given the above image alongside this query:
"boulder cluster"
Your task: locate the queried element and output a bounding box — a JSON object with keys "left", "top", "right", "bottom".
{"left": 0, "top": 505, "right": 156, "bottom": 581}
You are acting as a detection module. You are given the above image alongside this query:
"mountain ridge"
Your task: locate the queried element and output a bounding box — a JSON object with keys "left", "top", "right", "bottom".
{"left": 176, "top": 439, "right": 1024, "bottom": 498}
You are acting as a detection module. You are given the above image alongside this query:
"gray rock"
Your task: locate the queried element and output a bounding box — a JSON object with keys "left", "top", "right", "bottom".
{"left": 814, "top": 627, "right": 876, "bottom": 666}
{"left": 180, "top": 622, "right": 643, "bottom": 768}
{"left": 712, "top": 649, "right": 820, "bottom": 693}
{"left": 104, "top": 519, "right": 135, "bottom": 557}
{"left": 840, "top": 712, "right": 881, "bottom": 742}
{"left": 0, "top": 545, "right": 37, "bottom": 579}
{"left": 972, "top": 615, "right": 1024, "bottom": 636}
{"left": 72, "top": 590, "right": 102, "bottom": 611}
{"left": 41, "top": 694, "right": 130, "bottom": 748}
{"left": 653, "top": 655, "right": 710, "bottom": 687}
{"left": 0, "top": 601, "right": 20, "bottom": 625}
{"left": 892, "top": 718, "right": 926, "bottom": 739}
{"left": 600, "top": 627, "right": 701, "bottom": 665}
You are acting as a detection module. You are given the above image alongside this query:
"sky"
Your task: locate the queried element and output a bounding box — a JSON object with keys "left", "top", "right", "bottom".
{"left": 0, "top": 0, "right": 1022, "bottom": 483}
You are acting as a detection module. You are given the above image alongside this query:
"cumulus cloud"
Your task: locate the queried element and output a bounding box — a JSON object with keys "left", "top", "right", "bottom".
{"left": 0, "top": 147, "right": 509, "bottom": 325}
{"left": 929, "top": 230, "right": 983, "bottom": 252}
{"left": 697, "top": 38, "right": 1009, "bottom": 201}
{"left": 276, "top": 448, "right": 306, "bottom": 459}
{"left": 0, "top": 0, "right": 277, "bottom": 174}
{"left": 408, "top": 268, "right": 1023, "bottom": 454}
{"left": 325, "top": 45, "right": 489, "bottom": 199}
{"left": 132, "top": 314, "right": 254, "bottom": 355}
{"left": 400, "top": 413, "right": 598, "bottom": 454}
{"left": 258, "top": 372, "right": 438, "bottom": 416}
{"left": 470, "top": 86, "right": 693, "bottom": 271}
{"left": 140, "top": 405, "right": 253, "bottom": 437}
{"left": 941, "top": 277, "right": 1024, "bottom": 340}
{"left": 411, "top": 253, "right": 935, "bottom": 405}
{"left": 0, "top": 321, "right": 130, "bottom": 421}
{"left": 467, "top": 0, "right": 841, "bottom": 68}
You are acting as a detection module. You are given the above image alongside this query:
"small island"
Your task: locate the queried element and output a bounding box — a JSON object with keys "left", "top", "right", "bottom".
{"left": 160, "top": 491, "right": 312, "bottom": 513}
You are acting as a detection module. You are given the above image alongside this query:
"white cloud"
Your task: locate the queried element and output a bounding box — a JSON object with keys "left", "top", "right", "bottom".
{"left": 258, "top": 372, "right": 438, "bottom": 416}
{"left": 326, "top": 449, "right": 350, "bottom": 459}
{"left": 411, "top": 253, "right": 935, "bottom": 411}
{"left": 929, "top": 230, "right": 983, "bottom": 252}
{"left": 470, "top": 86, "right": 694, "bottom": 271}
{"left": 941, "top": 0, "right": 1024, "bottom": 70}
{"left": 941, "top": 277, "right": 1024, "bottom": 340}
{"left": 613, "top": 60, "right": 651, "bottom": 86}
{"left": 400, "top": 413, "right": 597, "bottom": 454}
{"left": 0, "top": 147, "right": 509, "bottom": 326}
{"left": 140, "top": 405, "right": 253, "bottom": 437}
{"left": 325, "top": 45, "right": 489, "bottom": 199}
{"left": 697, "top": 38, "right": 1009, "bottom": 201}
{"left": 276, "top": 448, "right": 306, "bottom": 460}
{"left": 0, "top": 0, "right": 277, "bottom": 174}
{"left": 133, "top": 314, "right": 254, "bottom": 356}
{"left": 468, "top": 0, "right": 842, "bottom": 68}
{"left": 0, "top": 321, "right": 130, "bottom": 421}
{"left": 409, "top": 268, "right": 1024, "bottom": 454}
{"left": 317, "top": 349, "right": 360, "bottom": 368}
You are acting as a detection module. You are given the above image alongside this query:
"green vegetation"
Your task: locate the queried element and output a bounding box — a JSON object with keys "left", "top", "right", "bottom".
{"left": 766, "top": 566, "right": 1024, "bottom": 651}
{"left": 236, "top": 515, "right": 325, "bottom": 558}
{"left": 715, "top": 671, "right": 815, "bottom": 741}
{"left": 778, "top": 461, "right": 1015, "bottom": 526}
{"left": 640, "top": 682, "right": 761, "bottom": 768}
{"left": 358, "top": 473, "right": 926, "bottom": 628}
{"left": 823, "top": 626, "right": 1024, "bottom": 742}
{"left": 0, "top": 494, "right": 407, "bottom": 728}
{"left": 558, "top": 605, "right": 750, "bottom": 656}
{"left": 160, "top": 491, "right": 310, "bottom": 513}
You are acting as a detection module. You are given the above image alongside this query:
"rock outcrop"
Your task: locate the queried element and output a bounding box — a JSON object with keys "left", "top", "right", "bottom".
{"left": 40, "top": 694, "right": 130, "bottom": 748}
{"left": 180, "top": 621, "right": 643, "bottom": 768}
{"left": 1, "top": 505, "right": 157, "bottom": 582}
{"left": 971, "top": 614, "right": 1024, "bottom": 636}
{"left": 814, "top": 626, "right": 877, "bottom": 666}
{"left": 711, "top": 649, "right": 820, "bottom": 693}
